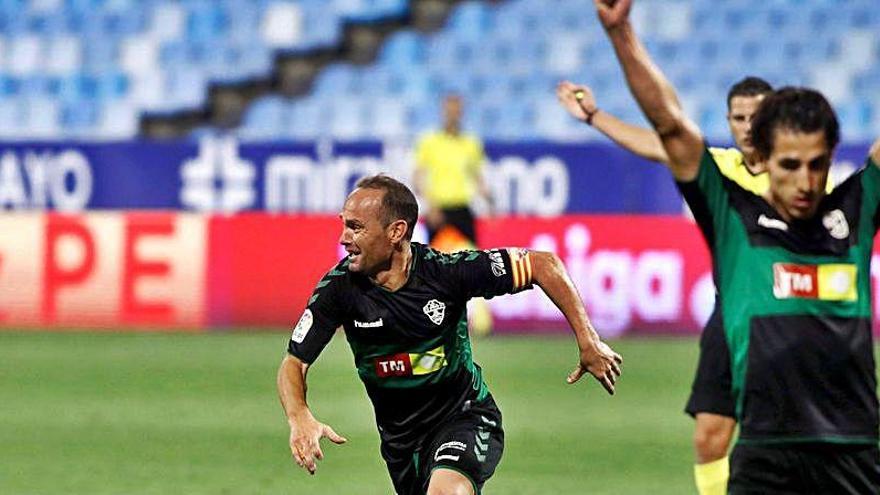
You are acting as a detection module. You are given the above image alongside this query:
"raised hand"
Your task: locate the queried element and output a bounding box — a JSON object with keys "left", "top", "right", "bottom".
{"left": 556, "top": 81, "right": 598, "bottom": 122}
{"left": 594, "top": 0, "right": 633, "bottom": 30}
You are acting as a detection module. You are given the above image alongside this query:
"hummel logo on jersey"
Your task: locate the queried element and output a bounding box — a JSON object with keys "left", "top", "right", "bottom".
{"left": 354, "top": 318, "right": 383, "bottom": 328}
{"left": 423, "top": 299, "right": 446, "bottom": 325}
{"left": 823, "top": 209, "right": 849, "bottom": 239}
{"left": 434, "top": 441, "right": 467, "bottom": 462}
{"left": 489, "top": 250, "right": 506, "bottom": 277}
{"left": 758, "top": 214, "right": 788, "bottom": 232}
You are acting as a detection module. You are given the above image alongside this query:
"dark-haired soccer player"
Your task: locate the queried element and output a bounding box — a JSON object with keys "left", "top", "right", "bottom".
{"left": 277, "top": 175, "right": 622, "bottom": 495}
{"left": 557, "top": 75, "right": 774, "bottom": 495}
{"left": 595, "top": 0, "right": 880, "bottom": 492}
{"left": 555, "top": 73, "right": 826, "bottom": 493}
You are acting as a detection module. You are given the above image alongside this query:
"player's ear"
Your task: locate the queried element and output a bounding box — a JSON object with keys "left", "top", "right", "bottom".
{"left": 387, "top": 219, "right": 407, "bottom": 243}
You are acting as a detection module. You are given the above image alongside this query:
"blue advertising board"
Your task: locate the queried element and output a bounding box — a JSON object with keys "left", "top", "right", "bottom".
{"left": 0, "top": 138, "right": 872, "bottom": 214}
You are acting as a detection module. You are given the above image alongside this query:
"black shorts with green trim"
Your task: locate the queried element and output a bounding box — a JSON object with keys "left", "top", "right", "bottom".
{"left": 685, "top": 304, "right": 736, "bottom": 418}
{"left": 382, "top": 394, "right": 504, "bottom": 495}
{"left": 729, "top": 443, "right": 880, "bottom": 494}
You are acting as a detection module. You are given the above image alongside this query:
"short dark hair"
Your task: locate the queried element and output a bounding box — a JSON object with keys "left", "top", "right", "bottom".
{"left": 749, "top": 87, "right": 840, "bottom": 160}
{"left": 355, "top": 174, "right": 419, "bottom": 240}
{"left": 727, "top": 76, "right": 773, "bottom": 109}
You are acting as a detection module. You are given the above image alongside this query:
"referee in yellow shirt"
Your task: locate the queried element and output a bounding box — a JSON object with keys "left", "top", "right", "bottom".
{"left": 414, "top": 94, "right": 493, "bottom": 247}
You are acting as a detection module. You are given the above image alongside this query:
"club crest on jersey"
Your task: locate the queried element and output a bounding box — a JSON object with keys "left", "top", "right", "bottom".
{"left": 823, "top": 209, "right": 849, "bottom": 239}
{"left": 423, "top": 299, "right": 446, "bottom": 325}
{"left": 291, "top": 309, "right": 313, "bottom": 343}
{"left": 772, "top": 263, "right": 857, "bottom": 301}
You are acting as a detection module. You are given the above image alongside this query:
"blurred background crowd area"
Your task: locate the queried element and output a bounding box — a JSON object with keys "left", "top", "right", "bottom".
{"left": 0, "top": 0, "right": 875, "bottom": 144}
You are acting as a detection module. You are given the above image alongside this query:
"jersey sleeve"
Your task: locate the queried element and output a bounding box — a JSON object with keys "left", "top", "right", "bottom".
{"left": 470, "top": 138, "right": 486, "bottom": 175}
{"left": 676, "top": 146, "right": 733, "bottom": 250}
{"left": 414, "top": 134, "right": 431, "bottom": 170}
{"left": 859, "top": 157, "right": 880, "bottom": 232}
{"left": 438, "top": 247, "right": 534, "bottom": 300}
{"left": 286, "top": 269, "right": 346, "bottom": 364}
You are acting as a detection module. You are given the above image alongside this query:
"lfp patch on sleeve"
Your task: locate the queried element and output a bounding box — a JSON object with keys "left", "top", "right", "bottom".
{"left": 291, "top": 309, "right": 313, "bottom": 343}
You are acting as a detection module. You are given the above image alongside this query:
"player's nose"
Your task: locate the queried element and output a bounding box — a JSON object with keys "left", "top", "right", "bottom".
{"left": 339, "top": 228, "right": 352, "bottom": 245}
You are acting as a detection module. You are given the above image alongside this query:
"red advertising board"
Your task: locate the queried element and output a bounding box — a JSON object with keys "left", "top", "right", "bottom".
{"left": 4, "top": 212, "right": 880, "bottom": 335}
{"left": 0, "top": 212, "right": 207, "bottom": 329}
{"left": 478, "top": 216, "right": 714, "bottom": 335}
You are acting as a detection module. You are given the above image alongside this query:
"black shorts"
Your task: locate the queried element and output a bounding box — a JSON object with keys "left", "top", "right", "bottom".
{"left": 428, "top": 206, "right": 477, "bottom": 245}
{"left": 382, "top": 395, "right": 504, "bottom": 495}
{"left": 729, "top": 443, "right": 880, "bottom": 494}
{"left": 685, "top": 303, "right": 736, "bottom": 418}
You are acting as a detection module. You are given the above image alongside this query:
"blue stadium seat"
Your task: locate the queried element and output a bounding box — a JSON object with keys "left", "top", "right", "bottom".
{"left": 379, "top": 31, "right": 426, "bottom": 67}
{"left": 446, "top": 1, "right": 492, "bottom": 40}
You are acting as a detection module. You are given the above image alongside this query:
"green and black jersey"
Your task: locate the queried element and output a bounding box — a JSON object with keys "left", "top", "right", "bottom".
{"left": 678, "top": 147, "right": 880, "bottom": 445}
{"left": 287, "top": 242, "right": 533, "bottom": 450}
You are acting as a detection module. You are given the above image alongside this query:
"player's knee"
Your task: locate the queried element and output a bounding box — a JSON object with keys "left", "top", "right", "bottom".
{"left": 426, "top": 469, "right": 474, "bottom": 495}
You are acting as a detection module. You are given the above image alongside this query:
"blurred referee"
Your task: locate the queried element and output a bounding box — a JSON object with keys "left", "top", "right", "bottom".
{"left": 414, "top": 94, "right": 494, "bottom": 249}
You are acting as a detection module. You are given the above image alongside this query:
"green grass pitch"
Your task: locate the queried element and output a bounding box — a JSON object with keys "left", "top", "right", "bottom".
{"left": 1, "top": 331, "right": 709, "bottom": 494}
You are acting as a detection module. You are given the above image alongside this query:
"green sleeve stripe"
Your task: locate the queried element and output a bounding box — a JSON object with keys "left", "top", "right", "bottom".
{"left": 696, "top": 147, "right": 731, "bottom": 241}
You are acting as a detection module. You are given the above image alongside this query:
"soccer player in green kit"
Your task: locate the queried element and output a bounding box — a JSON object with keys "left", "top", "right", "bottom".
{"left": 594, "top": 0, "right": 880, "bottom": 492}
{"left": 277, "top": 175, "right": 622, "bottom": 495}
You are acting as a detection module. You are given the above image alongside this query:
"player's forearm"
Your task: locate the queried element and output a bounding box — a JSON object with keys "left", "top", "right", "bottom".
{"left": 277, "top": 354, "right": 313, "bottom": 426}
{"left": 606, "top": 21, "right": 683, "bottom": 139}
{"left": 530, "top": 252, "right": 602, "bottom": 352}
{"left": 592, "top": 111, "right": 670, "bottom": 164}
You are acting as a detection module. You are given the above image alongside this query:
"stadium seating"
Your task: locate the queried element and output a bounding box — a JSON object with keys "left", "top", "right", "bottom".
{"left": 0, "top": 0, "right": 407, "bottom": 139}
{"left": 238, "top": 0, "right": 880, "bottom": 143}
{"left": 0, "top": 0, "right": 877, "bottom": 141}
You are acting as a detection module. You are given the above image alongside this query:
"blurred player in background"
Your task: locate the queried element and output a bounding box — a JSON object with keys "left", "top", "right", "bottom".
{"left": 277, "top": 175, "right": 622, "bottom": 495}
{"left": 414, "top": 94, "right": 494, "bottom": 250}
{"left": 557, "top": 76, "right": 773, "bottom": 494}
{"left": 415, "top": 93, "right": 495, "bottom": 336}
{"left": 594, "top": 0, "right": 880, "bottom": 492}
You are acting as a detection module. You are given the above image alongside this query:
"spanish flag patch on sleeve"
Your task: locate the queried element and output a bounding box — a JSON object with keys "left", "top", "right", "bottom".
{"left": 508, "top": 248, "right": 533, "bottom": 291}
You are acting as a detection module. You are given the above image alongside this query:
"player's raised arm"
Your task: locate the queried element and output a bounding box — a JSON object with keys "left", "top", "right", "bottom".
{"left": 596, "top": 0, "right": 704, "bottom": 181}
{"left": 530, "top": 251, "right": 623, "bottom": 395}
{"left": 277, "top": 354, "right": 347, "bottom": 475}
{"left": 556, "top": 81, "right": 670, "bottom": 164}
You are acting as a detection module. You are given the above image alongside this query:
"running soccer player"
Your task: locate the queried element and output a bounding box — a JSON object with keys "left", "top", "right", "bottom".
{"left": 595, "top": 0, "right": 880, "bottom": 492}
{"left": 277, "top": 175, "right": 622, "bottom": 495}
{"left": 556, "top": 77, "right": 774, "bottom": 493}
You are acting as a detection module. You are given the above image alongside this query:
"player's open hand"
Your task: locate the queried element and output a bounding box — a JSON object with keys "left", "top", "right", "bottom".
{"left": 594, "top": 0, "right": 632, "bottom": 30}
{"left": 568, "top": 340, "right": 623, "bottom": 395}
{"left": 556, "top": 81, "right": 597, "bottom": 122}
{"left": 288, "top": 414, "right": 347, "bottom": 475}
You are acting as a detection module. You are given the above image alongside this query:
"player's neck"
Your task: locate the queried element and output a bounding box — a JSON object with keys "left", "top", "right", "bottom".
{"left": 370, "top": 242, "right": 413, "bottom": 292}
{"left": 743, "top": 151, "right": 762, "bottom": 175}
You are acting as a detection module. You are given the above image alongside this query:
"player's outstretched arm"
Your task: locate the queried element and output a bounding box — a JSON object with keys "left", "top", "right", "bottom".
{"left": 530, "top": 251, "right": 623, "bottom": 395}
{"left": 556, "top": 81, "right": 669, "bottom": 164}
{"left": 596, "top": 0, "right": 703, "bottom": 181}
{"left": 277, "top": 354, "right": 347, "bottom": 475}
